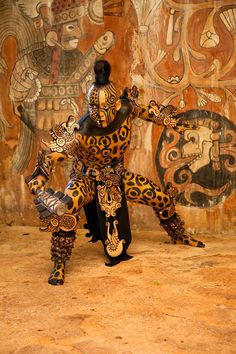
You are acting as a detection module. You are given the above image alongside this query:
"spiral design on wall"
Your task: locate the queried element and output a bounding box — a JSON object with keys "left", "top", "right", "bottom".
{"left": 156, "top": 110, "right": 236, "bottom": 208}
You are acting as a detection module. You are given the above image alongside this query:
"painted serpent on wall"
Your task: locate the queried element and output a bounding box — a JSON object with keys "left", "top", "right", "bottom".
{"left": 26, "top": 60, "right": 205, "bottom": 286}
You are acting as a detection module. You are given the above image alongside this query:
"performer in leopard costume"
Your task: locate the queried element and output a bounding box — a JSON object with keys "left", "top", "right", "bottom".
{"left": 26, "top": 60, "right": 205, "bottom": 286}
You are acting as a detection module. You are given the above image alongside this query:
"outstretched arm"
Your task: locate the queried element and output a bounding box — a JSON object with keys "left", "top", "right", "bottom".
{"left": 122, "top": 86, "right": 193, "bottom": 133}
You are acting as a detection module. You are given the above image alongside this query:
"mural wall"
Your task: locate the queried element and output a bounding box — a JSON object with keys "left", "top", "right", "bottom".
{"left": 0, "top": 0, "right": 236, "bottom": 233}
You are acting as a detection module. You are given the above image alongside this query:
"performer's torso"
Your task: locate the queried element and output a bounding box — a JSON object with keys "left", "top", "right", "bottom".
{"left": 75, "top": 99, "right": 133, "bottom": 169}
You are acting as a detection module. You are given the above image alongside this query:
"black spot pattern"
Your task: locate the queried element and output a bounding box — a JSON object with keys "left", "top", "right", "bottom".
{"left": 65, "top": 176, "right": 96, "bottom": 213}
{"left": 124, "top": 171, "right": 171, "bottom": 211}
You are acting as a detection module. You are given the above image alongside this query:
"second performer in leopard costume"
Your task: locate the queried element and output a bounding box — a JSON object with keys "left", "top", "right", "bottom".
{"left": 26, "top": 60, "right": 205, "bottom": 286}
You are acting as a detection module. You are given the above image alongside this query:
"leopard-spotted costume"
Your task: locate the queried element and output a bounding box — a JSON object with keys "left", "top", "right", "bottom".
{"left": 26, "top": 60, "right": 204, "bottom": 285}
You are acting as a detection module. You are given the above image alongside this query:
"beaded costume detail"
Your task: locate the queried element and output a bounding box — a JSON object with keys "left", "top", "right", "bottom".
{"left": 42, "top": 115, "right": 80, "bottom": 158}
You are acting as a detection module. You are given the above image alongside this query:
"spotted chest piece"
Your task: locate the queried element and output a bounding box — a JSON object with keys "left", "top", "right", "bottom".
{"left": 75, "top": 112, "right": 133, "bottom": 170}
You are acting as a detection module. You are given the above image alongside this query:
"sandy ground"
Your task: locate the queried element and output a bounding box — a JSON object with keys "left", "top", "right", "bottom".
{"left": 0, "top": 225, "right": 236, "bottom": 354}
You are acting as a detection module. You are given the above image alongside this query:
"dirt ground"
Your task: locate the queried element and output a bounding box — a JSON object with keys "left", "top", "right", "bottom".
{"left": 0, "top": 225, "right": 235, "bottom": 354}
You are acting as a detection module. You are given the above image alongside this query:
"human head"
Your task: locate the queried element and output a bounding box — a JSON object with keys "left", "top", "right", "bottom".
{"left": 87, "top": 60, "right": 121, "bottom": 128}
{"left": 46, "top": 0, "right": 85, "bottom": 51}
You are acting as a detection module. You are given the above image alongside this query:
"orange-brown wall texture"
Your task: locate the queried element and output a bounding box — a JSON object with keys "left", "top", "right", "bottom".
{"left": 0, "top": 0, "right": 236, "bottom": 234}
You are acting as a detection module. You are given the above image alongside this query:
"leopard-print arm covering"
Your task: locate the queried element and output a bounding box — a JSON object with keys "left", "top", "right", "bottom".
{"left": 26, "top": 174, "right": 47, "bottom": 195}
{"left": 121, "top": 86, "right": 178, "bottom": 128}
{"left": 25, "top": 150, "right": 66, "bottom": 194}
{"left": 136, "top": 101, "right": 179, "bottom": 128}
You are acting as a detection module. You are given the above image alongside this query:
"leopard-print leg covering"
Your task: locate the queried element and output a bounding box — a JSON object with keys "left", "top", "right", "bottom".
{"left": 48, "top": 230, "right": 76, "bottom": 285}
{"left": 47, "top": 176, "right": 96, "bottom": 286}
{"left": 155, "top": 212, "right": 205, "bottom": 248}
{"left": 124, "top": 170, "right": 205, "bottom": 248}
{"left": 48, "top": 263, "right": 65, "bottom": 286}
{"left": 124, "top": 170, "right": 172, "bottom": 211}
{"left": 65, "top": 175, "right": 96, "bottom": 214}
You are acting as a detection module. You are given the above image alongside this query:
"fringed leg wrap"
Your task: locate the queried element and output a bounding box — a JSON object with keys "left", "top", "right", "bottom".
{"left": 154, "top": 209, "right": 205, "bottom": 248}
{"left": 48, "top": 230, "right": 76, "bottom": 285}
{"left": 50, "top": 230, "right": 76, "bottom": 264}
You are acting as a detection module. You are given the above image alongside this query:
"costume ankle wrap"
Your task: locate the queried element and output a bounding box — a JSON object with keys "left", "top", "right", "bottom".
{"left": 50, "top": 230, "right": 76, "bottom": 264}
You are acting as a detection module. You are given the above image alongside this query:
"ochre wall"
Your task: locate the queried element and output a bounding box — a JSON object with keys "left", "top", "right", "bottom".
{"left": 0, "top": 0, "right": 236, "bottom": 234}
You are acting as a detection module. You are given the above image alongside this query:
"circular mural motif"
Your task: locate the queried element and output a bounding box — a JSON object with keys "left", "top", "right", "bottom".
{"left": 156, "top": 110, "right": 236, "bottom": 208}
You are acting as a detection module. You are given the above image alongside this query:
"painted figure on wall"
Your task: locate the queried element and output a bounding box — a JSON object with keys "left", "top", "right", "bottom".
{"left": 130, "top": 0, "right": 236, "bottom": 208}
{"left": 0, "top": 0, "right": 114, "bottom": 173}
{"left": 157, "top": 109, "right": 236, "bottom": 207}
{"left": 26, "top": 60, "right": 205, "bottom": 286}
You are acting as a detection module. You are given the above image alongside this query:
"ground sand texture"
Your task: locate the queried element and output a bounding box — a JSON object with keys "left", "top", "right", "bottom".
{"left": 0, "top": 225, "right": 235, "bottom": 354}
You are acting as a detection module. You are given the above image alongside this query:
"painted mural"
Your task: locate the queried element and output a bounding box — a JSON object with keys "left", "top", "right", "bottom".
{"left": 157, "top": 110, "right": 236, "bottom": 207}
{"left": 0, "top": 0, "right": 236, "bottom": 228}
{"left": 129, "top": 0, "right": 236, "bottom": 208}
{"left": 0, "top": 0, "right": 117, "bottom": 174}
